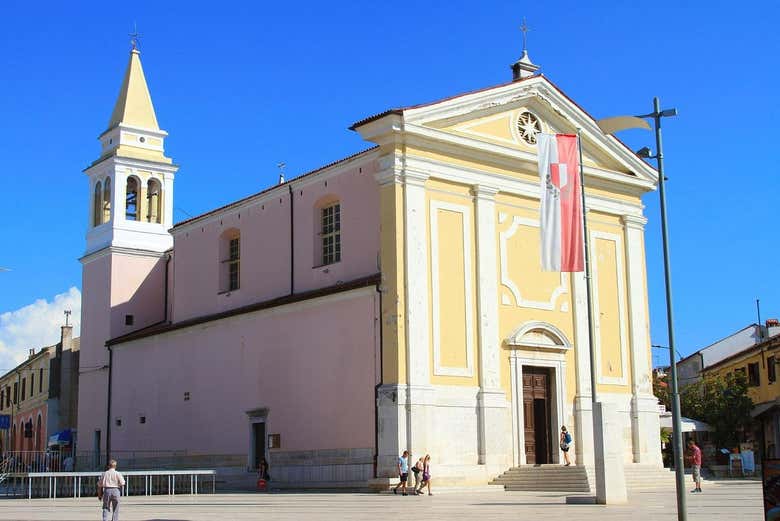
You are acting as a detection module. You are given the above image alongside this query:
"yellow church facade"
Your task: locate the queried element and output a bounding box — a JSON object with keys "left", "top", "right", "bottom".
{"left": 355, "top": 73, "right": 661, "bottom": 482}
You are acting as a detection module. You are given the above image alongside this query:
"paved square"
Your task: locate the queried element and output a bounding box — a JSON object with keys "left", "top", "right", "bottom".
{"left": 0, "top": 481, "right": 762, "bottom": 520}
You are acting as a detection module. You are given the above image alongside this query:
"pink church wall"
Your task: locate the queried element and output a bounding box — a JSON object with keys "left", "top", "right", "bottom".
{"left": 293, "top": 160, "right": 380, "bottom": 293}
{"left": 78, "top": 252, "right": 167, "bottom": 450}
{"left": 77, "top": 254, "right": 112, "bottom": 445}
{"left": 170, "top": 156, "right": 379, "bottom": 323}
{"left": 109, "top": 254, "right": 166, "bottom": 334}
{"left": 109, "top": 288, "right": 378, "bottom": 456}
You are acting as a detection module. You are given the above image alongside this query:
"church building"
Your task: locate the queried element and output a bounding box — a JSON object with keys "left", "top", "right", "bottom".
{"left": 77, "top": 41, "right": 662, "bottom": 488}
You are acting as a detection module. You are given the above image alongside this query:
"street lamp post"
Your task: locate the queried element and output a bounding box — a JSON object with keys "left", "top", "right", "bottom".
{"left": 598, "top": 97, "right": 686, "bottom": 521}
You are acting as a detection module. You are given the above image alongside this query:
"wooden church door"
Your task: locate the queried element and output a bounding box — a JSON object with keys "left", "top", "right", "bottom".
{"left": 523, "top": 367, "right": 551, "bottom": 464}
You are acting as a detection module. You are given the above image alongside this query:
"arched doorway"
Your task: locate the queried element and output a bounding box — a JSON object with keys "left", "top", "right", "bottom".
{"left": 507, "top": 322, "right": 571, "bottom": 466}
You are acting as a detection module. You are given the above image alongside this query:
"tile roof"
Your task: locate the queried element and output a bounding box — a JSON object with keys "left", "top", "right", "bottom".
{"left": 172, "top": 146, "right": 379, "bottom": 229}
{"left": 107, "top": 274, "right": 381, "bottom": 346}
{"left": 349, "top": 74, "right": 652, "bottom": 176}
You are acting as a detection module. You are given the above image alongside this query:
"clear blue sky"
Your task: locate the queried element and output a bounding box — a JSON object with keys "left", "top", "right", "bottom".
{"left": 1, "top": 0, "right": 777, "bottom": 363}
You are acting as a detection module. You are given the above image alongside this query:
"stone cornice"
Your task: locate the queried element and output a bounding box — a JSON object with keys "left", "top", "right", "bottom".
{"left": 80, "top": 245, "right": 169, "bottom": 265}
{"left": 621, "top": 214, "right": 648, "bottom": 229}
{"left": 472, "top": 184, "right": 500, "bottom": 200}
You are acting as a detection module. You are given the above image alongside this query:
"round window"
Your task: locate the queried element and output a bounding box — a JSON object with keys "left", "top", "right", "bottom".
{"left": 516, "top": 111, "right": 541, "bottom": 145}
{"left": 139, "top": 136, "right": 146, "bottom": 143}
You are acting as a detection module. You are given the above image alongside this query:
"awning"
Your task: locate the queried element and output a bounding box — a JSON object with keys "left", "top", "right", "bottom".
{"left": 660, "top": 414, "right": 712, "bottom": 432}
{"left": 47, "top": 429, "right": 72, "bottom": 446}
{"left": 751, "top": 401, "right": 779, "bottom": 418}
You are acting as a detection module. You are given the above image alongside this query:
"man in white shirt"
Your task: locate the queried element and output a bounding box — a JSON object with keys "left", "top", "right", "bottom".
{"left": 98, "top": 459, "right": 125, "bottom": 521}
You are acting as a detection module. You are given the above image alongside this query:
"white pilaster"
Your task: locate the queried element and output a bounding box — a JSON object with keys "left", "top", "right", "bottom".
{"left": 401, "top": 167, "right": 435, "bottom": 463}
{"left": 163, "top": 171, "right": 175, "bottom": 228}
{"left": 622, "top": 214, "right": 662, "bottom": 465}
{"left": 113, "top": 169, "right": 127, "bottom": 225}
{"left": 473, "top": 185, "right": 508, "bottom": 465}
{"left": 403, "top": 170, "right": 431, "bottom": 386}
{"left": 473, "top": 185, "right": 501, "bottom": 390}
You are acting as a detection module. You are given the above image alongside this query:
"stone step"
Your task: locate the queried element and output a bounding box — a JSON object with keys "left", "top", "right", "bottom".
{"left": 621, "top": 465, "right": 678, "bottom": 490}
{"left": 493, "top": 475, "right": 587, "bottom": 481}
{"left": 505, "top": 485, "right": 590, "bottom": 492}
{"left": 495, "top": 466, "right": 587, "bottom": 472}
{"left": 497, "top": 470, "right": 588, "bottom": 476}
{"left": 491, "top": 465, "right": 590, "bottom": 493}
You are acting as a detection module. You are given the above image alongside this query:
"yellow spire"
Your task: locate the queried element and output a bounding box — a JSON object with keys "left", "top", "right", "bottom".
{"left": 107, "top": 48, "right": 160, "bottom": 131}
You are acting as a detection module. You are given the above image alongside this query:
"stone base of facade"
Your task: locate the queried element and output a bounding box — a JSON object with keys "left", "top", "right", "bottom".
{"left": 269, "top": 448, "right": 374, "bottom": 484}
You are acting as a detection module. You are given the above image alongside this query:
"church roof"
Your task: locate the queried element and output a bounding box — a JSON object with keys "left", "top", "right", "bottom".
{"left": 172, "top": 146, "right": 379, "bottom": 229}
{"left": 349, "top": 76, "right": 528, "bottom": 130}
{"left": 350, "top": 74, "right": 650, "bottom": 176}
{"left": 106, "top": 274, "right": 381, "bottom": 346}
{"left": 106, "top": 49, "right": 160, "bottom": 132}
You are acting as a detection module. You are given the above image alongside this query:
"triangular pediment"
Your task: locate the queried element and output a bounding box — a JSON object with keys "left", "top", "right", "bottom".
{"left": 397, "top": 76, "right": 658, "bottom": 187}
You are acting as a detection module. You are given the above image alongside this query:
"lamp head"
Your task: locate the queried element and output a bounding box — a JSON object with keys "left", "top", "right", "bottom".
{"left": 660, "top": 108, "right": 678, "bottom": 118}
{"left": 636, "top": 146, "right": 653, "bottom": 158}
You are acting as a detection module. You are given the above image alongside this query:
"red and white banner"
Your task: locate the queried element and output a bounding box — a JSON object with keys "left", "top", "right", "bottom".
{"left": 537, "top": 133, "right": 584, "bottom": 272}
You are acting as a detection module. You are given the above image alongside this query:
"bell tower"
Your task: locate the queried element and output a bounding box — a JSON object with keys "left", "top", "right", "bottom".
{"left": 84, "top": 42, "right": 177, "bottom": 254}
{"left": 78, "top": 43, "right": 177, "bottom": 459}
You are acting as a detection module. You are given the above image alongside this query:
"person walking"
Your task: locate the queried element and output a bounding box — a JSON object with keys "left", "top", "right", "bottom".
{"left": 416, "top": 454, "right": 432, "bottom": 496}
{"left": 560, "top": 426, "right": 572, "bottom": 466}
{"left": 97, "top": 459, "right": 125, "bottom": 521}
{"left": 686, "top": 439, "right": 703, "bottom": 493}
{"left": 392, "top": 450, "right": 410, "bottom": 496}
{"left": 411, "top": 456, "right": 424, "bottom": 495}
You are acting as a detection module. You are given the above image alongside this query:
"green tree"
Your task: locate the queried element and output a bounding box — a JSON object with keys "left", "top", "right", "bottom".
{"left": 680, "top": 372, "right": 754, "bottom": 449}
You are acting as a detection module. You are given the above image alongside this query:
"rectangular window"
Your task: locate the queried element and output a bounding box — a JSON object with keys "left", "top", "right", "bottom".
{"left": 39, "top": 368, "right": 43, "bottom": 393}
{"left": 748, "top": 362, "right": 761, "bottom": 387}
{"left": 769, "top": 356, "right": 777, "bottom": 384}
{"left": 5, "top": 386, "right": 10, "bottom": 407}
{"left": 228, "top": 237, "right": 240, "bottom": 291}
{"left": 21, "top": 378, "right": 26, "bottom": 401}
{"left": 321, "top": 203, "right": 341, "bottom": 265}
{"left": 30, "top": 373, "right": 34, "bottom": 397}
{"left": 0, "top": 391, "right": 4, "bottom": 411}
{"left": 13, "top": 382, "right": 18, "bottom": 404}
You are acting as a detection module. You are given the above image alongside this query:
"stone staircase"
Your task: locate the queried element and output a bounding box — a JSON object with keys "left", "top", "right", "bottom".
{"left": 490, "top": 464, "right": 677, "bottom": 494}
{"left": 490, "top": 465, "right": 591, "bottom": 492}
{"left": 623, "top": 464, "right": 677, "bottom": 489}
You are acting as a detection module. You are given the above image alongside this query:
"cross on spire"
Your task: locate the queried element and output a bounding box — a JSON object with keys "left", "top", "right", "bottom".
{"left": 520, "top": 18, "right": 530, "bottom": 53}
{"left": 129, "top": 22, "right": 142, "bottom": 51}
{"left": 511, "top": 17, "right": 540, "bottom": 81}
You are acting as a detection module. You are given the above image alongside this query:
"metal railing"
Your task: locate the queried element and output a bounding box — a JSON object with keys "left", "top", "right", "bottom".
{"left": 0, "top": 451, "right": 73, "bottom": 474}
{"left": 0, "top": 450, "right": 213, "bottom": 473}
{"left": 0, "top": 469, "right": 216, "bottom": 499}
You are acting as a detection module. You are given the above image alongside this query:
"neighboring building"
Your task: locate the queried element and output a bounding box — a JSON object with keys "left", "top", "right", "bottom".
{"left": 697, "top": 320, "right": 780, "bottom": 457}
{"left": 77, "top": 43, "right": 662, "bottom": 487}
{"left": 677, "top": 323, "right": 767, "bottom": 389}
{"left": 0, "top": 323, "right": 79, "bottom": 454}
